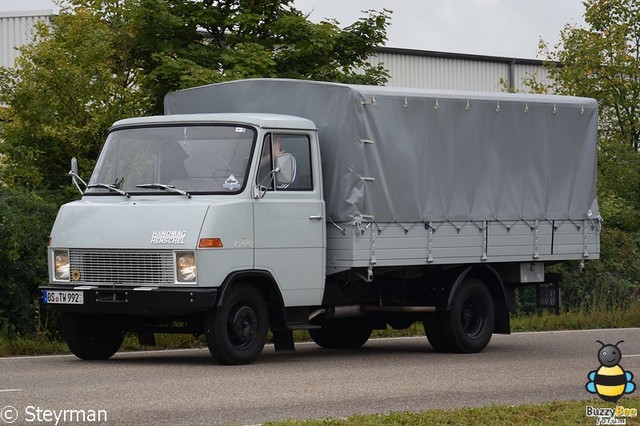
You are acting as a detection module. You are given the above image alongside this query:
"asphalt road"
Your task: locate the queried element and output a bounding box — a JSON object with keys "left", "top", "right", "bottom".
{"left": 2, "top": 328, "right": 640, "bottom": 425}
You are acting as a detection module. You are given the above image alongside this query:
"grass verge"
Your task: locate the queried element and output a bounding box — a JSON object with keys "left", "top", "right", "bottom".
{"left": 264, "top": 397, "right": 640, "bottom": 425}
{"left": 0, "top": 334, "right": 68, "bottom": 356}
{"left": 510, "top": 301, "right": 640, "bottom": 332}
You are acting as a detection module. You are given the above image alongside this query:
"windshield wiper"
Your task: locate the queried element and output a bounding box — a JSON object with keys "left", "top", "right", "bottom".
{"left": 86, "top": 183, "right": 131, "bottom": 198}
{"left": 136, "top": 183, "right": 192, "bottom": 199}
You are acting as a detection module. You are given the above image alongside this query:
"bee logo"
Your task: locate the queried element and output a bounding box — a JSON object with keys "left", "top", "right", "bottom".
{"left": 586, "top": 340, "right": 635, "bottom": 403}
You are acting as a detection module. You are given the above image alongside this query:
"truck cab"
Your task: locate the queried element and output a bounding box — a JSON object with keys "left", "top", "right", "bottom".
{"left": 43, "top": 113, "right": 325, "bottom": 364}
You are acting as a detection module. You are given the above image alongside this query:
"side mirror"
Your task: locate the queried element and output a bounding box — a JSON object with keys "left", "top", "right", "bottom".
{"left": 69, "top": 157, "right": 86, "bottom": 195}
{"left": 253, "top": 153, "right": 296, "bottom": 199}
{"left": 275, "top": 153, "right": 295, "bottom": 186}
{"left": 71, "top": 157, "right": 78, "bottom": 175}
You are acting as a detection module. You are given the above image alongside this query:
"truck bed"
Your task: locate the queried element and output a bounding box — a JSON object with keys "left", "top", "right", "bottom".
{"left": 326, "top": 218, "right": 599, "bottom": 274}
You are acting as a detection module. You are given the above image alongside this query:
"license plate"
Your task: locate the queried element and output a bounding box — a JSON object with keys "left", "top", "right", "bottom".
{"left": 43, "top": 290, "right": 84, "bottom": 305}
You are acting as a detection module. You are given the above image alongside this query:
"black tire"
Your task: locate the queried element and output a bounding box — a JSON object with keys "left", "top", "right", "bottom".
{"left": 61, "top": 313, "right": 124, "bottom": 360}
{"left": 423, "top": 312, "right": 452, "bottom": 352}
{"left": 309, "top": 317, "right": 373, "bottom": 349}
{"left": 205, "top": 283, "right": 269, "bottom": 365}
{"left": 441, "top": 278, "right": 495, "bottom": 353}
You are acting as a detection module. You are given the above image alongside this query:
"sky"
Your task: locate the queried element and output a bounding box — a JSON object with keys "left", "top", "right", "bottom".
{"left": 0, "top": 0, "right": 587, "bottom": 59}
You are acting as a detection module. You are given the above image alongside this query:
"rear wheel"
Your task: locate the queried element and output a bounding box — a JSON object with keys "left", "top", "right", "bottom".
{"left": 441, "top": 278, "right": 495, "bottom": 353}
{"left": 205, "top": 283, "right": 269, "bottom": 365}
{"left": 309, "top": 317, "right": 373, "bottom": 349}
{"left": 61, "top": 313, "right": 124, "bottom": 360}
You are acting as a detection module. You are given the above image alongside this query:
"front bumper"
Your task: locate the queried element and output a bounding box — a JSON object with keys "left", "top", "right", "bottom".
{"left": 39, "top": 286, "right": 218, "bottom": 316}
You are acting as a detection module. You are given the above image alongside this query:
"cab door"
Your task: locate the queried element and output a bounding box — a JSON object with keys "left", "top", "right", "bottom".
{"left": 253, "top": 132, "right": 325, "bottom": 307}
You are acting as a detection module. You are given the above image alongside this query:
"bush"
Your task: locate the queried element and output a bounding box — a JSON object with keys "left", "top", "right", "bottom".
{"left": 0, "top": 188, "right": 62, "bottom": 337}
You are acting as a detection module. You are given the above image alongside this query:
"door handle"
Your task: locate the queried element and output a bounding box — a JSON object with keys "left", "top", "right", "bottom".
{"left": 309, "top": 215, "right": 324, "bottom": 220}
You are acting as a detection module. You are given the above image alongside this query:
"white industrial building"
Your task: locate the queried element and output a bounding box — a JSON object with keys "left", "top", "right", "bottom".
{"left": 0, "top": 10, "right": 551, "bottom": 93}
{"left": 371, "top": 47, "right": 552, "bottom": 92}
{"left": 0, "top": 10, "right": 52, "bottom": 69}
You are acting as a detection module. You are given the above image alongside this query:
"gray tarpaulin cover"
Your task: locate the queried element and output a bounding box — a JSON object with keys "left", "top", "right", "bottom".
{"left": 164, "top": 79, "right": 599, "bottom": 223}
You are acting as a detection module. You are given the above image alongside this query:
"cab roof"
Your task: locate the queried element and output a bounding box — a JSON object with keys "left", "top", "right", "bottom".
{"left": 111, "top": 113, "right": 317, "bottom": 131}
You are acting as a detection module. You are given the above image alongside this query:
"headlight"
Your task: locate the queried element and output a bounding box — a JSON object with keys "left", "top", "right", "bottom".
{"left": 53, "top": 250, "right": 70, "bottom": 281}
{"left": 176, "top": 251, "right": 197, "bottom": 283}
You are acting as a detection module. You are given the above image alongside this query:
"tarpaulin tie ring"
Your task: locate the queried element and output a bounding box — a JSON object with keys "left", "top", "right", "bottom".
{"left": 328, "top": 217, "right": 345, "bottom": 235}
{"left": 394, "top": 221, "right": 409, "bottom": 235}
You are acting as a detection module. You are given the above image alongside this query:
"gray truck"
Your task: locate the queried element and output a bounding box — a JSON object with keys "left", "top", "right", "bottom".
{"left": 41, "top": 79, "right": 600, "bottom": 365}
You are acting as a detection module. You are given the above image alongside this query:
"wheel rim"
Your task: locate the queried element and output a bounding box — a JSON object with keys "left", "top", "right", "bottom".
{"left": 227, "top": 304, "right": 258, "bottom": 348}
{"left": 461, "top": 296, "right": 485, "bottom": 338}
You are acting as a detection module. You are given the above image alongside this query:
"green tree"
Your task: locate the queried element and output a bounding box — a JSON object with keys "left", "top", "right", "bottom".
{"left": 124, "top": 0, "right": 390, "bottom": 111}
{"left": 540, "top": 0, "right": 640, "bottom": 150}
{"left": 0, "top": 5, "right": 151, "bottom": 190}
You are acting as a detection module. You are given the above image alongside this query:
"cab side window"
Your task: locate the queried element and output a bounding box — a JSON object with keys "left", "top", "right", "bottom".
{"left": 257, "top": 134, "right": 313, "bottom": 191}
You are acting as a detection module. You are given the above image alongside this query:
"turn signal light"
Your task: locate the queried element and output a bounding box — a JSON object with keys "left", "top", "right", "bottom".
{"left": 199, "top": 238, "right": 223, "bottom": 248}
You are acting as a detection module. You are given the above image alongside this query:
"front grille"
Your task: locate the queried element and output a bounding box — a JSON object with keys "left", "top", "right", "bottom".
{"left": 69, "top": 249, "right": 175, "bottom": 285}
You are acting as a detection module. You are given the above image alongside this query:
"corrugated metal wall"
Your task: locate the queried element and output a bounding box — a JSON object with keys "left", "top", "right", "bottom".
{"left": 371, "top": 48, "right": 554, "bottom": 93}
{"left": 0, "top": 11, "right": 52, "bottom": 69}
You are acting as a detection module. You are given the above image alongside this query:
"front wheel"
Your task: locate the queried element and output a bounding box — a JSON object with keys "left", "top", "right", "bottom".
{"left": 440, "top": 278, "right": 495, "bottom": 353}
{"left": 61, "top": 313, "right": 124, "bottom": 360}
{"left": 205, "top": 283, "right": 269, "bottom": 365}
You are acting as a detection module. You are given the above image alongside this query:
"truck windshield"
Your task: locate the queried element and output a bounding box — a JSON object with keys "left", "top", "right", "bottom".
{"left": 86, "top": 124, "right": 256, "bottom": 195}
